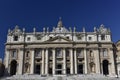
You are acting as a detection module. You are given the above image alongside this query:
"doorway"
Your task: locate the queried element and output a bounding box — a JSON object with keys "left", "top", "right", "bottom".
{"left": 10, "top": 60, "right": 17, "bottom": 75}
{"left": 35, "top": 64, "right": 41, "bottom": 74}
{"left": 103, "top": 60, "right": 109, "bottom": 75}
{"left": 56, "top": 64, "right": 62, "bottom": 74}
{"left": 78, "top": 64, "right": 83, "bottom": 74}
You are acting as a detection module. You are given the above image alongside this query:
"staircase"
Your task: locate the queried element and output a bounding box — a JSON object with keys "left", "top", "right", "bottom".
{"left": 0, "top": 74, "right": 119, "bottom": 80}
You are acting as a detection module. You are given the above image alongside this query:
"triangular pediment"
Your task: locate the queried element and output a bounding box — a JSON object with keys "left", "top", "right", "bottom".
{"left": 45, "top": 36, "right": 73, "bottom": 43}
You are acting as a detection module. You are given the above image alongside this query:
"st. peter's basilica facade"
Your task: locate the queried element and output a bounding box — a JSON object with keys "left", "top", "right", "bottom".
{"left": 4, "top": 18, "right": 116, "bottom": 76}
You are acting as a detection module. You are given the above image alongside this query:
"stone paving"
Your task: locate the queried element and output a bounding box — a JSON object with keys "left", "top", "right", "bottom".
{"left": 0, "top": 74, "right": 120, "bottom": 80}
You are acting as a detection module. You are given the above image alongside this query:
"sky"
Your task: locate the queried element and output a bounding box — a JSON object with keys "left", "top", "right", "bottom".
{"left": 0, "top": 0, "right": 120, "bottom": 59}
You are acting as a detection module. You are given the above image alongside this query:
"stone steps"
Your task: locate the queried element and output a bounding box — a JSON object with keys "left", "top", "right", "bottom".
{"left": 1, "top": 74, "right": 120, "bottom": 80}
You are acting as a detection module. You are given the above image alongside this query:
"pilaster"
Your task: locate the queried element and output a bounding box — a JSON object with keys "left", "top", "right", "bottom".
{"left": 84, "top": 48, "right": 88, "bottom": 74}
{"left": 52, "top": 48, "right": 56, "bottom": 75}
{"left": 42, "top": 49, "right": 45, "bottom": 74}
{"left": 70, "top": 49, "right": 74, "bottom": 74}
{"left": 109, "top": 48, "right": 116, "bottom": 75}
{"left": 30, "top": 49, "right": 35, "bottom": 74}
{"left": 94, "top": 49, "right": 100, "bottom": 73}
{"left": 63, "top": 48, "right": 66, "bottom": 74}
{"left": 18, "top": 49, "right": 24, "bottom": 74}
{"left": 45, "top": 48, "right": 48, "bottom": 75}
{"left": 74, "top": 48, "right": 77, "bottom": 74}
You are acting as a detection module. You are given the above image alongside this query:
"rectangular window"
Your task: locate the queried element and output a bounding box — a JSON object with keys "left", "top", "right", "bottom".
{"left": 12, "top": 50, "right": 17, "bottom": 58}
{"left": 66, "top": 49, "right": 70, "bottom": 57}
{"left": 35, "top": 50, "right": 41, "bottom": 57}
{"left": 27, "top": 37, "right": 31, "bottom": 41}
{"left": 78, "top": 36, "right": 82, "bottom": 40}
{"left": 103, "top": 49, "right": 108, "bottom": 57}
{"left": 77, "top": 49, "right": 83, "bottom": 57}
{"left": 14, "top": 36, "right": 18, "bottom": 41}
{"left": 101, "top": 35, "right": 105, "bottom": 40}
{"left": 56, "top": 48, "right": 62, "bottom": 57}
{"left": 48, "top": 49, "right": 52, "bottom": 57}
{"left": 88, "top": 37, "right": 92, "bottom": 40}
{"left": 36, "top": 35, "right": 42, "bottom": 40}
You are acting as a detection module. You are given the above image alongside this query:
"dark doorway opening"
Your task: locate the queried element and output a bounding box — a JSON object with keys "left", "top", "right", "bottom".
{"left": 103, "top": 60, "right": 109, "bottom": 75}
{"left": 66, "top": 68, "right": 70, "bottom": 74}
{"left": 56, "top": 64, "right": 62, "bottom": 74}
{"left": 49, "top": 68, "right": 52, "bottom": 75}
{"left": 78, "top": 64, "right": 83, "bottom": 74}
{"left": 57, "top": 71, "right": 62, "bottom": 74}
{"left": 10, "top": 60, "right": 17, "bottom": 75}
{"left": 35, "top": 64, "right": 41, "bottom": 74}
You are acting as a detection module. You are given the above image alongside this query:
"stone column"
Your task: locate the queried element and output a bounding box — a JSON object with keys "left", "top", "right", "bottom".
{"left": 109, "top": 48, "right": 116, "bottom": 75}
{"left": 30, "top": 49, "right": 35, "bottom": 74}
{"left": 74, "top": 48, "right": 77, "bottom": 74}
{"left": 94, "top": 49, "right": 100, "bottom": 74}
{"left": 84, "top": 48, "right": 88, "bottom": 74}
{"left": 42, "top": 49, "right": 45, "bottom": 74}
{"left": 52, "top": 48, "right": 56, "bottom": 75}
{"left": 63, "top": 48, "right": 66, "bottom": 74}
{"left": 70, "top": 48, "right": 74, "bottom": 74}
{"left": 45, "top": 48, "right": 48, "bottom": 75}
{"left": 18, "top": 49, "right": 24, "bottom": 74}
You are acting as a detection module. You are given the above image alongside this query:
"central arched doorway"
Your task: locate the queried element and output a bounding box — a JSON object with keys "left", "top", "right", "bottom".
{"left": 102, "top": 60, "right": 109, "bottom": 75}
{"left": 10, "top": 60, "right": 17, "bottom": 75}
